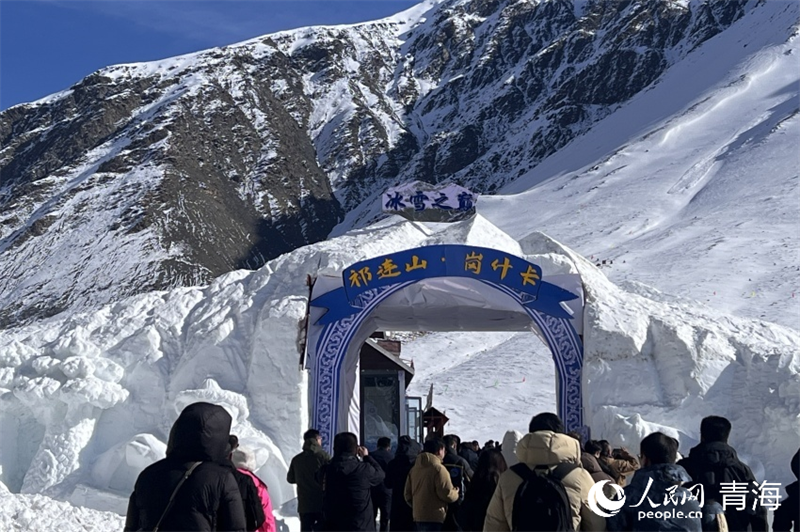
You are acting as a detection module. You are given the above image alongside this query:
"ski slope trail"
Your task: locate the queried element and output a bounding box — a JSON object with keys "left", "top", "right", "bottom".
{"left": 402, "top": 331, "right": 556, "bottom": 442}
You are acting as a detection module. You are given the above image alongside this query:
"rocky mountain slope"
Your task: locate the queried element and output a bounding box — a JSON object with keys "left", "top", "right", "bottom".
{"left": 0, "top": 0, "right": 784, "bottom": 326}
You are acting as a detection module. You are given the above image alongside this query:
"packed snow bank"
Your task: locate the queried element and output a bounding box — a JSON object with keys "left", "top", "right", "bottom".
{"left": 520, "top": 232, "right": 799, "bottom": 487}
{"left": 0, "top": 214, "right": 797, "bottom": 521}
{"left": 0, "top": 485, "right": 124, "bottom": 531}
{"left": 0, "top": 215, "right": 512, "bottom": 510}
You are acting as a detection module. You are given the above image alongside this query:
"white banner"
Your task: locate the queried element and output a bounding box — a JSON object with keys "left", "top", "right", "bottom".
{"left": 382, "top": 181, "right": 478, "bottom": 221}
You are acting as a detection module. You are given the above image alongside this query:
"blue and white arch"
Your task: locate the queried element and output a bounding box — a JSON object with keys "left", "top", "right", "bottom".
{"left": 305, "top": 245, "right": 587, "bottom": 449}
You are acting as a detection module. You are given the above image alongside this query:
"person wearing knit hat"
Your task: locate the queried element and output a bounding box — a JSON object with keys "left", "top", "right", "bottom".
{"left": 232, "top": 439, "right": 276, "bottom": 532}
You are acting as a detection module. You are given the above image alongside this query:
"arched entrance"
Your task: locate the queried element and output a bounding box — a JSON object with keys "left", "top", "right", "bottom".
{"left": 305, "top": 245, "right": 586, "bottom": 449}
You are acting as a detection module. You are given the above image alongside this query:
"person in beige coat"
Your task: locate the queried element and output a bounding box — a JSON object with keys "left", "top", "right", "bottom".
{"left": 404, "top": 438, "right": 460, "bottom": 531}
{"left": 597, "top": 441, "right": 639, "bottom": 486}
{"left": 483, "top": 413, "right": 606, "bottom": 532}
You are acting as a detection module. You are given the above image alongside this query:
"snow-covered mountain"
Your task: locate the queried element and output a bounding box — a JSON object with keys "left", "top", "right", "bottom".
{"left": 2, "top": 0, "right": 793, "bottom": 328}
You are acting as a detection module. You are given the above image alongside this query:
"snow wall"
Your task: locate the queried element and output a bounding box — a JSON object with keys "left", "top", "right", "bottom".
{"left": 0, "top": 214, "right": 797, "bottom": 516}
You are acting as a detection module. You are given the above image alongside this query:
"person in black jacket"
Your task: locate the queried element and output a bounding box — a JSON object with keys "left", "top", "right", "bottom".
{"left": 457, "top": 441, "right": 479, "bottom": 473}
{"left": 608, "top": 432, "right": 703, "bottom": 532}
{"left": 773, "top": 448, "right": 799, "bottom": 532}
{"left": 371, "top": 437, "right": 394, "bottom": 532}
{"left": 125, "top": 402, "right": 246, "bottom": 532}
{"left": 678, "top": 416, "right": 768, "bottom": 532}
{"left": 321, "top": 432, "right": 385, "bottom": 531}
{"left": 385, "top": 435, "right": 421, "bottom": 532}
{"left": 443, "top": 435, "right": 474, "bottom": 480}
{"left": 457, "top": 449, "right": 507, "bottom": 532}
{"left": 442, "top": 434, "right": 473, "bottom": 531}
{"left": 288, "top": 429, "right": 331, "bottom": 532}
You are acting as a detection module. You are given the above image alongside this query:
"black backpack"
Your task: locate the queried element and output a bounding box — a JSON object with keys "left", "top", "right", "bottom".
{"left": 690, "top": 458, "right": 760, "bottom": 523}
{"left": 510, "top": 463, "right": 577, "bottom": 532}
{"left": 237, "top": 472, "right": 266, "bottom": 532}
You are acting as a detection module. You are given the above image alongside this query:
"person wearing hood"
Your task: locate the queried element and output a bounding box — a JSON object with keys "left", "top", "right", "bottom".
{"left": 500, "top": 430, "right": 522, "bottom": 468}
{"left": 321, "top": 432, "right": 385, "bottom": 531}
{"left": 608, "top": 432, "right": 702, "bottom": 532}
{"left": 483, "top": 413, "right": 606, "bottom": 531}
{"left": 405, "top": 437, "right": 460, "bottom": 532}
{"left": 678, "top": 416, "right": 767, "bottom": 532}
{"left": 124, "top": 402, "right": 246, "bottom": 532}
{"left": 288, "top": 429, "right": 331, "bottom": 532}
{"left": 771, "top": 448, "right": 799, "bottom": 532}
{"left": 386, "top": 436, "right": 422, "bottom": 532}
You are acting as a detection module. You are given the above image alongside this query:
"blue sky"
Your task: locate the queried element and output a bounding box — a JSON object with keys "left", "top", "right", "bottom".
{"left": 0, "top": 0, "right": 420, "bottom": 110}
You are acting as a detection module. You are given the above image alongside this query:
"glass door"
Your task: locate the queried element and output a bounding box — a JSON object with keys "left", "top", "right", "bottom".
{"left": 405, "top": 396, "right": 422, "bottom": 443}
{"left": 360, "top": 370, "right": 400, "bottom": 450}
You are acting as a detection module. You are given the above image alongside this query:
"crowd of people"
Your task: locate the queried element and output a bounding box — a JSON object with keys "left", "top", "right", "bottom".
{"left": 124, "top": 402, "right": 799, "bottom": 532}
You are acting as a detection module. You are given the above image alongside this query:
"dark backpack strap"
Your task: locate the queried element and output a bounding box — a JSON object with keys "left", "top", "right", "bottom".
{"left": 153, "top": 461, "right": 202, "bottom": 532}
{"left": 511, "top": 463, "right": 535, "bottom": 480}
{"left": 550, "top": 463, "right": 580, "bottom": 482}
{"left": 512, "top": 462, "right": 577, "bottom": 481}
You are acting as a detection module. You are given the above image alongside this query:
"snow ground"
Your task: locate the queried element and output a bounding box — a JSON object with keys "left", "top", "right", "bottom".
{"left": 0, "top": 484, "right": 124, "bottom": 531}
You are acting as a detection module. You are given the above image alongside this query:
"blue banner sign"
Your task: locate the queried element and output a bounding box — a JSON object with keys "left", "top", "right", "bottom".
{"left": 311, "top": 245, "right": 579, "bottom": 325}
{"left": 345, "top": 245, "right": 541, "bottom": 301}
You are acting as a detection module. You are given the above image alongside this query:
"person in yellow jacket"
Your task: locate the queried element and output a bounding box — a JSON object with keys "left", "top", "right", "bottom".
{"left": 483, "top": 413, "right": 606, "bottom": 532}
{"left": 404, "top": 438, "right": 460, "bottom": 532}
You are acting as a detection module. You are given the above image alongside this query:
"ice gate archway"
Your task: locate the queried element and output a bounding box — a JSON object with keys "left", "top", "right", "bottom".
{"left": 306, "top": 245, "right": 587, "bottom": 449}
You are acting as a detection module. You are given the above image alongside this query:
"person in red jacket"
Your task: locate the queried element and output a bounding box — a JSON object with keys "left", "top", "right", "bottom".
{"left": 227, "top": 435, "right": 265, "bottom": 532}
{"left": 231, "top": 440, "right": 276, "bottom": 532}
